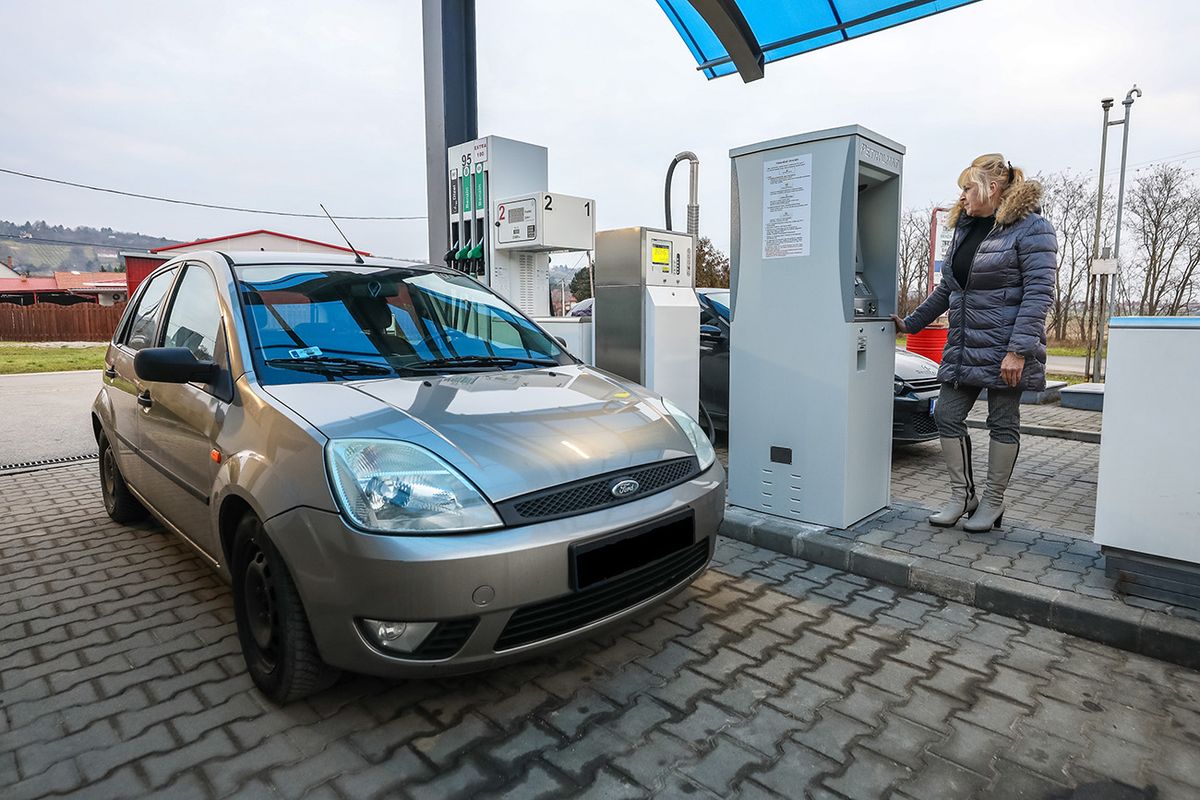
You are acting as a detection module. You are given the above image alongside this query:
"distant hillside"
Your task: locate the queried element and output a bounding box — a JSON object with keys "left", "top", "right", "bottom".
{"left": 0, "top": 220, "right": 179, "bottom": 275}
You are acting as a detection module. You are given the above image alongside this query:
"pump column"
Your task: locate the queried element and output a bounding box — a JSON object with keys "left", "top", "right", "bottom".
{"left": 594, "top": 227, "right": 700, "bottom": 419}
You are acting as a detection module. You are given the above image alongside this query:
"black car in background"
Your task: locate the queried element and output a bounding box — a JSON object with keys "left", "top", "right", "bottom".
{"left": 696, "top": 289, "right": 941, "bottom": 444}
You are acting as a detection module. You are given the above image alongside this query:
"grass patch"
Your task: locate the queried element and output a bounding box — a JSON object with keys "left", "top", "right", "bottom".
{"left": 0, "top": 344, "right": 108, "bottom": 374}
{"left": 1047, "top": 372, "right": 1089, "bottom": 386}
{"left": 895, "top": 334, "right": 907, "bottom": 346}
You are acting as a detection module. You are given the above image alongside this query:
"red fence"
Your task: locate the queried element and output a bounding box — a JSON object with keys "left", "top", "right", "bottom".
{"left": 0, "top": 302, "right": 126, "bottom": 342}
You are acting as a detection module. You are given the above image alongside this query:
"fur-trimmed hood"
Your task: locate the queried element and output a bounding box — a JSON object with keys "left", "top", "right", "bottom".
{"left": 947, "top": 179, "right": 1044, "bottom": 229}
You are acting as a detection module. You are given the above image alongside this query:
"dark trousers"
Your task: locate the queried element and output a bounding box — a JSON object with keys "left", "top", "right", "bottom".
{"left": 934, "top": 384, "right": 1021, "bottom": 445}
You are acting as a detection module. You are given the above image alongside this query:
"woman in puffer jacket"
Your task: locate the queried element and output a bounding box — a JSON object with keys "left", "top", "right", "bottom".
{"left": 892, "top": 154, "right": 1057, "bottom": 532}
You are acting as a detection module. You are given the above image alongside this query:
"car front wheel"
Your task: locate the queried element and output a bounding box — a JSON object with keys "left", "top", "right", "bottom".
{"left": 98, "top": 431, "right": 146, "bottom": 524}
{"left": 232, "top": 514, "right": 339, "bottom": 703}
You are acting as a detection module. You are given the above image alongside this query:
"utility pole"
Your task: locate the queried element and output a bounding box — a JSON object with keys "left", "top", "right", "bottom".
{"left": 1085, "top": 85, "right": 1141, "bottom": 382}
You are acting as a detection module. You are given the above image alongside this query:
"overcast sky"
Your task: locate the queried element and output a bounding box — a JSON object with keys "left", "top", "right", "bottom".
{"left": 3, "top": 0, "right": 1198, "bottom": 265}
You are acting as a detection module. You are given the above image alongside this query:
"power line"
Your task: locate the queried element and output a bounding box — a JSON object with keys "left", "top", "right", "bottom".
{"left": 0, "top": 167, "right": 427, "bottom": 221}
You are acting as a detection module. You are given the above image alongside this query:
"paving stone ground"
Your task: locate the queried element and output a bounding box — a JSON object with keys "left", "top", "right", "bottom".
{"left": 966, "top": 403, "right": 1103, "bottom": 435}
{"left": 891, "top": 430, "right": 1098, "bottom": 539}
{"left": 4, "top": 464, "right": 1200, "bottom": 799}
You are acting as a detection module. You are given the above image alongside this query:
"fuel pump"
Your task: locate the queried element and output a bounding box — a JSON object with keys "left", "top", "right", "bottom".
{"left": 443, "top": 136, "right": 595, "bottom": 355}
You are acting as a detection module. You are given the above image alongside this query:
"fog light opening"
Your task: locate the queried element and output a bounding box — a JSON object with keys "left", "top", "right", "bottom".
{"left": 359, "top": 618, "right": 438, "bottom": 654}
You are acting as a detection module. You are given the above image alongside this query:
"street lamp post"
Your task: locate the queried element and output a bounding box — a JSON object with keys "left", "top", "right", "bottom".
{"left": 1084, "top": 98, "right": 1113, "bottom": 382}
{"left": 1086, "top": 85, "right": 1141, "bottom": 382}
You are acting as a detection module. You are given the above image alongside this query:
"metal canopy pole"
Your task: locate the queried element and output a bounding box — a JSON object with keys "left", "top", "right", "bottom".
{"left": 423, "top": 0, "right": 478, "bottom": 263}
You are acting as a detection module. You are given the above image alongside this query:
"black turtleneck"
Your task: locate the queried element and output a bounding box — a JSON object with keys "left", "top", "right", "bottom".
{"left": 951, "top": 214, "right": 994, "bottom": 287}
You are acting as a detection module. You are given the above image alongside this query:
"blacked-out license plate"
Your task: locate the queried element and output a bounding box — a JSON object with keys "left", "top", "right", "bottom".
{"left": 570, "top": 512, "right": 695, "bottom": 591}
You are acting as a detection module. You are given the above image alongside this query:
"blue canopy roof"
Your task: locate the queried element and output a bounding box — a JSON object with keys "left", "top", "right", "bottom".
{"left": 658, "top": 0, "right": 979, "bottom": 81}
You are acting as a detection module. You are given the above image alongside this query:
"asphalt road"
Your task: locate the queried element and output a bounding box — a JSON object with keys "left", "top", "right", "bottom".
{"left": 0, "top": 370, "right": 101, "bottom": 467}
{"left": 1046, "top": 355, "right": 1100, "bottom": 376}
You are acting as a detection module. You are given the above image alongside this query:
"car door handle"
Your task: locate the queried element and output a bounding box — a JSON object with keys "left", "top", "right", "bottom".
{"left": 137, "top": 391, "right": 153, "bottom": 409}
{"left": 104, "top": 365, "right": 116, "bottom": 379}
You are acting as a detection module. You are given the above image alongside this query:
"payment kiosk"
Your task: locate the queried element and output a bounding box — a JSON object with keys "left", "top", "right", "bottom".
{"left": 726, "top": 126, "right": 903, "bottom": 528}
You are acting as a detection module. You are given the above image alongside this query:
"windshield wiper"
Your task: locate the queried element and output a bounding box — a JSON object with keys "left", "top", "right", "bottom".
{"left": 405, "top": 355, "right": 559, "bottom": 371}
{"left": 265, "top": 356, "right": 394, "bottom": 376}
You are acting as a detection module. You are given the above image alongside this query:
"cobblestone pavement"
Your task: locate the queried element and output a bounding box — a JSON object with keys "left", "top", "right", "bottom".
{"left": 5, "top": 464, "right": 1200, "bottom": 799}
{"left": 966, "top": 403, "right": 1102, "bottom": 436}
{"left": 892, "top": 431, "right": 1098, "bottom": 538}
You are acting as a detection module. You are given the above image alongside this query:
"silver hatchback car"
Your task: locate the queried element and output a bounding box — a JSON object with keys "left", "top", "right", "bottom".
{"left": 93, "top": 252, "right": 725, "bottom": 703}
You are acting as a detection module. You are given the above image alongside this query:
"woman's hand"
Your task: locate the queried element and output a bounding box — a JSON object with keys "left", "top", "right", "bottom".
{"left": 891, "top": 314, "right": 908, "bottom": 334}
{"left": 1001, "top": 352, "right": 1025, "bottom": 387}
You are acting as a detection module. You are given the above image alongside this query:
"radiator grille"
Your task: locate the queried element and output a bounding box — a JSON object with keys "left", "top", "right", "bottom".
{"left": 497, "top": 458, "right": 700, "bottom": 525}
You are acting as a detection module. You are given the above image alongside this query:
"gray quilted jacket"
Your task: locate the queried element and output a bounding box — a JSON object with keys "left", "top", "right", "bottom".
{"left": 903, "top": 181, "right": 1058, "bottom": 391}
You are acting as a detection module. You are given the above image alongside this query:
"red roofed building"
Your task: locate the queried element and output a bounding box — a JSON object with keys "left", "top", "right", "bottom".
{"left": 53, "top": 272, "right": 129, "bottom": 306}
{"left": 123, "top": 229, "right": 370, "bottom": 294}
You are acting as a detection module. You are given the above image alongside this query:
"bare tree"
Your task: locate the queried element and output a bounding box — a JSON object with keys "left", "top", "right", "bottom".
{"left": 1040, "top": 171, "right": 1111, "bottom": 341}
{"left": 897, "top": 207, "right": 932, "bottom": 317}
{"left": 1124, "top": 164, "right": 1200, "bottom": 315}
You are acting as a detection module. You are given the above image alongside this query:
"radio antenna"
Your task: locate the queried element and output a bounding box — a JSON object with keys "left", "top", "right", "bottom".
{"left": 320, "top": 204, "right": 365, "bottom": 264}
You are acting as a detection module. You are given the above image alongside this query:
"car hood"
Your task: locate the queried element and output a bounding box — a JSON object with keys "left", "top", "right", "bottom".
{"left": 894, "top": 347, "right": 940, "bottom": 382}
{"left": 263, "top": 365, "right": 695, "bottom": 502}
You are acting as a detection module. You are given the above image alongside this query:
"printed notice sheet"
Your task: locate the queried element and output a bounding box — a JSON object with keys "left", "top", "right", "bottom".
{"left": 762, "top": 154, "right": 812, "bottom": 259}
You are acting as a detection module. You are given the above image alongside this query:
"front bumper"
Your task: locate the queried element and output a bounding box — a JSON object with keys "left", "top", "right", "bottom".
{"left": 264, "top": 462, "right": 726, "bottom": 678}
{"left": 892, "top": 392, "right": 940, "bottom": 444}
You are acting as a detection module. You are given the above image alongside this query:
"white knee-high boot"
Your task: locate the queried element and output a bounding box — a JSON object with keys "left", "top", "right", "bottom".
{"left": 928, "top": 436, "right": 978, "bottom": 527}
{"left": 964, "top": 440, "right": 1019, "bottom": 532}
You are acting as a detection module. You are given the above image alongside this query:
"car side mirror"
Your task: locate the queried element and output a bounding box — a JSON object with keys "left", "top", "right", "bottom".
{"left": 554, "top": 336, "right": 568, "bottom": 348}
{"left": 135, "top": 347, "right": 219, "bottom": 384}
{"left": 700, "top": 324, "right": 723, "bottom": 341}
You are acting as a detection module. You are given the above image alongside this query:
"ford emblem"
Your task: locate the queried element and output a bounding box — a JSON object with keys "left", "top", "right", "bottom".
{"left": 611, "top": 479, "right": 640, "bottom": 498}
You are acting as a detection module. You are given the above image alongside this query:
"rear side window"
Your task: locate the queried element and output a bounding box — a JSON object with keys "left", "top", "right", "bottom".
{"left": 162, "top": 266, "right": 222, "bottom": 362}
{"left": 123, "top": 268, "right": 178, "bottom": 351}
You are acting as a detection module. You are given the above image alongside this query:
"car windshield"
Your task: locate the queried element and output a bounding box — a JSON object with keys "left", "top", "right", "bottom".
{"left": 237, "top": 265, "right": 570, "bottom": 384}
{"left": 703, "top": 291, "right": 731, "bottom": 321}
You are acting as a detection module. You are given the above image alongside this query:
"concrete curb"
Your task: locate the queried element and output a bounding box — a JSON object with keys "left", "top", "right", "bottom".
{"left": 965, "top": 418, "right": 1101, "bottom": 444}
{"left": 720, "top": 506, "right": 1200, "bottom": 670}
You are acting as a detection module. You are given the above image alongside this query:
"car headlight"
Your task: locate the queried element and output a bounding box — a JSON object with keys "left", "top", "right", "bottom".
{"left": 894, "top": 379, "right": 907, "bottom": 396}
{"left": 325, "top": 439, "right": 502, "bottom": 534}
{"left": 662, "top": 399, "right": 716, "bottom": 472}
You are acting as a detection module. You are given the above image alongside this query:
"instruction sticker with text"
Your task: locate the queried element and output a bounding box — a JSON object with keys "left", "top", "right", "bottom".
{"left": 762, "top": 154, "right": 812, "bottom": 259}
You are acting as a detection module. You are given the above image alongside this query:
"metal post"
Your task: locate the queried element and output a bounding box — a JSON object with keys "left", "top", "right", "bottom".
{"left": 1099, "top": 85, "right": 1142, "bottom": 381}
{"left": 1085, "top": 99, "right": 1113, "bottom": 381}
{"left": 422, "top": 0, "right": 477, "bottom": 264}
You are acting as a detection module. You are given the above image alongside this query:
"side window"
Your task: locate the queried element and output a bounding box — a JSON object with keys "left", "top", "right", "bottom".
{"left": 124, "top": 268, "right": 178, "bottom": 352}
{"left": 162, "top": 266, "right": 222, "bottom": 362}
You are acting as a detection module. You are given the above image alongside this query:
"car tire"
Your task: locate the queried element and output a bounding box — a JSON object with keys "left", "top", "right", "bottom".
{"left": 232, "top": 514, "right": 339, "bottom": 704}
{"left": 98, "top": 431, "right": 147, "bottom": 524}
